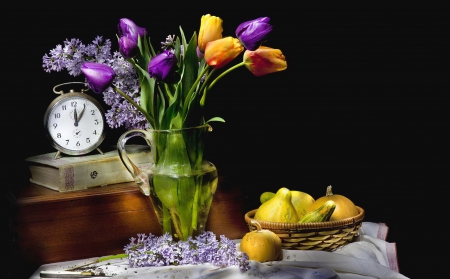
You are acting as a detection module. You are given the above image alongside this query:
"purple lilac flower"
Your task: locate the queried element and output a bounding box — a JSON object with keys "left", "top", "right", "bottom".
{"left": 43, "top": 37, "right": 149, "bottom": 130}
{"left": 123, "top": 231, "right": 250, "bottom": 271}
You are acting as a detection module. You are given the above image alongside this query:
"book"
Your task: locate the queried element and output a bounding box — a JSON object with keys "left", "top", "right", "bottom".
{"left": 25, "top": 145, "right": 152, "bottom": 192}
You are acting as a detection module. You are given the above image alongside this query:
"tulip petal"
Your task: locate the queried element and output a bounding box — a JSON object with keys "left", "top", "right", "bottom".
{"left": 81, "top": 62, "right": 115, "bottom": 94}
{"left": 118, "top": 18, "right": 147, "bottom": 43}
{"left": 119, "top": 36, "right": 139, "bottom": 58}
{"left": 204, "top": 37, "right": 244, "bottom": 69}
{"left": 236, "top": 17, "right": 273, "bottom": 51}
{"left": 243, "top": 46, "right": 287, "bottom": 76}
{"left": 148, "top": 50, "right": 180, "bottom": 83}
{"left": 198, "top": 14, "right": 223, "bottom": 52}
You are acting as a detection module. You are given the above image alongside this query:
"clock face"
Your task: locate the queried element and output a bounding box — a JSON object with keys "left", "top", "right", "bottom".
{"left": 44, "top": 92, "right": 106, "bottom": 155}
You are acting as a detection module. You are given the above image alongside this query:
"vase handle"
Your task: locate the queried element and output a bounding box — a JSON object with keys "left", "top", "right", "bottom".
{"left": 117, "top": 129, "right": 152, "bottom": 196}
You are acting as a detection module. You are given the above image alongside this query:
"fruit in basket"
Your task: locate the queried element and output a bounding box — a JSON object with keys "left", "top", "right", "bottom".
{"left": 254, "top": 187, "right": 299, "bottom": 222}
{"left": 259, "top": 189, "right": 315, "bottom": 219}
{"left": 290, "top": 190, "right": 316, "bottom": 219}
{"left": 307, "top": 185, "right": 359, "bottom": 221}
{"left": 299, "top": 200, "right": 336, "bottom": 223}
{"left": 240, "top": 220, "right": 282, "bottom": 262}
{"left": 260, "top": 191, "right": 275, "bottom": 203}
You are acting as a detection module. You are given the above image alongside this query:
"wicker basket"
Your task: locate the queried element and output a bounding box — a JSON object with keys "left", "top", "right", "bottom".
{"left": 244, "top": 206, "right": 365, "bottom": 252}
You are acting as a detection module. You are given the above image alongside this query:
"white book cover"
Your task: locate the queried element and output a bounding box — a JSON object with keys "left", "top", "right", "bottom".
{"left": 26, "top": 145, "right": 152, "bottom": 192}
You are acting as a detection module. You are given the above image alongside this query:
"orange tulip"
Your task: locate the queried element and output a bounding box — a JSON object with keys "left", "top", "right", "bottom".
{"left": 243, "top": 46, "right": 287, "bottom": 76}
{"left": 204, "top": 37, "right": 244, "bottom": 69}
{"left": 198, "top": 14, "right": 223, "bottom": 53}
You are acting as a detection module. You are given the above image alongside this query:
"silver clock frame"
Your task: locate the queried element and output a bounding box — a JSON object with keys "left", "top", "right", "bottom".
{"left": 44, "top": 86, "right": 106, "bottom": 159}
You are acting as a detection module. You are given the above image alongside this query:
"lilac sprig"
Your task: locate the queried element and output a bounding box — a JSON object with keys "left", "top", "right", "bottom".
{"left": 42, "top": 36, "right": 149, "bottom": 130}
{"left": 123, "top": 231, "right": 250, "bottom": 272}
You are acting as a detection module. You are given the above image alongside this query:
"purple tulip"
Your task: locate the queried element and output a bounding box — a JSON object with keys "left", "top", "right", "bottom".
{"left": 80, "top": 62, "right": 115, "bottom": 94}
{"left": 119, "top": 36, "right": 139, "bottom": 58}
{"left": 118, "top": 18, "right": 147, "bottom": 43}
{"left": 235, "top": 17, "right": 273, "bottom": 51}
{"left": 148, "top": 50, "right": 180, "bottom": 84}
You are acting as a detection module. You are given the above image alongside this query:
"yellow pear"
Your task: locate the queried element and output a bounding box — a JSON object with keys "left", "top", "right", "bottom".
{"left": 259, "top": 189, "right": 315, "bottom": 220}
{"left": 254, "top": 187, "right": 299, "bottom": 223}
{"left": 290, "top": 190, "right": 316, "bottom": 219}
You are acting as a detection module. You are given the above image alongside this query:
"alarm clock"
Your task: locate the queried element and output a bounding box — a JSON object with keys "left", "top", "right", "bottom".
{"left": 44, "top": 82, "right": 106, "bottom": 159}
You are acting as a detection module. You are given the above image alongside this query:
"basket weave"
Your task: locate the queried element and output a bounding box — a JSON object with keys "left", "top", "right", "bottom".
{"left": 244, "top": 206, "right": 365, "bottom": 252}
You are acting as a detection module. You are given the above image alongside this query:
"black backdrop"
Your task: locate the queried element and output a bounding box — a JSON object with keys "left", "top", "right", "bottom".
{"left": 3, "top": 1, "right": 446, "bottom": 278}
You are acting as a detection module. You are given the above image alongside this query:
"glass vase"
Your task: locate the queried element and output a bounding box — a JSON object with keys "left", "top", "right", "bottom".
{"left": 117, "top": 124, "right": 218, "bottom": 241}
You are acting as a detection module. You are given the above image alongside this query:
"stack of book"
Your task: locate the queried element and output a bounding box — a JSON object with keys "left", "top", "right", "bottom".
{"left": 26, "top": 145, "right": 152, "bottom": 192}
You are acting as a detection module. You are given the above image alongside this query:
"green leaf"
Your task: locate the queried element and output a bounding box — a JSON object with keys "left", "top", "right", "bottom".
{"left": 134, "top": 63, "right": 155, "bottom": 125}
{"left": 206, "top": 117, "right": 226, "bottom": 123}
{"left": 181, "top": 31, "right": 199, "bottom": 101}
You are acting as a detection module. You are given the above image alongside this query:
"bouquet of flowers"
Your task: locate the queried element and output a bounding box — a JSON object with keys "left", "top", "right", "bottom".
{"left": 43, "top": 14, "right": 287, "bottom": 242}
{"left": 42, "top": 14, "right": 287, "bottom": 131}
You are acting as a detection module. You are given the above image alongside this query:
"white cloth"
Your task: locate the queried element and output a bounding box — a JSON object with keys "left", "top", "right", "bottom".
{"left": 30, "top": 222, "right": 409, "bottom": 279}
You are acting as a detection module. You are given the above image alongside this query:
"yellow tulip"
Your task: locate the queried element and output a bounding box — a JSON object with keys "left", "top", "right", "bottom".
{"left": 204, "top": 37, "right": 244, "bottom": 69}
{"left": 243, "top": 46, "right": 287, "bottom": 76}
{"left": 198, "top": 14, "right": 223, "bottom": 53}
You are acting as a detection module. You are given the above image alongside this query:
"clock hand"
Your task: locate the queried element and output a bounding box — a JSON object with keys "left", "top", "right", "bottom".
{"left": 77, "top": 104, "right": 86, "bottom": 122}
{"left": 74, "top": 107, "right": 78, "bottom": 126}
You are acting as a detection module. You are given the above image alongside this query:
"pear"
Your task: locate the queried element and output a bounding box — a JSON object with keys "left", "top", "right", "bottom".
{"left": 290, "top": 190, "right": 315, "bottom": 219}
{"left": 259, "top": 189, "right": 315, "bottom": 220}
{"left": 254, "top": 187, "right": 299, "bottom": 223}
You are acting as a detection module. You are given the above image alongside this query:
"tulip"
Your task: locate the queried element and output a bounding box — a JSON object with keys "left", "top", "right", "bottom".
{"left": 119, "top": 36, "right": 139, "bottom": 59}
{"left": 198, "top": 14, "right": 223, "bottom": 53}
{"left": 117, "top": 18, "right": 147, "bottom": 43}
{"left": 204, "top": 37, "right": 244, "bottom": 69}
{"left": 235, "top": 17, "right": 273, "bottom": 51}
{"left": 80, "top": 62, "right": 115, "bottom": 94}
{"left": 243, "top": 46, "right": 287, "bottom": 76}
{"left": 148, "top": 50, "right": 180, "bottom": 83}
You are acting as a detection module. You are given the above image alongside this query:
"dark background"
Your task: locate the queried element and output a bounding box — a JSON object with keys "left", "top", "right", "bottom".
{"left": 2, "top": 1, "right": 446, "bottom": 278}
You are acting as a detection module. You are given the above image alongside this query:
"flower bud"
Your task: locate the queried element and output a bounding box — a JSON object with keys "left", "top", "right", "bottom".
{"left": 198, "top": 14, "right": 223, "bottom": 53}
{"left": 148, "top": 50, "right": 180, "bottom": 84}
{"left": 80, "top": 62, "right": 115, "bottom": 94}
{"left": 119, "top": 36, "right": 139, "bottom": 58}
{"left": 118, "top": 18, "right": 147, "bottom": 43}
{"left": 204, "top": 37, "right": 244, "bottom": 69}
{"left": 236, "top": 17, "right": 273, "bottom": 51}
{"left": 243, "top": 46, "right": 287, "bottom": 76}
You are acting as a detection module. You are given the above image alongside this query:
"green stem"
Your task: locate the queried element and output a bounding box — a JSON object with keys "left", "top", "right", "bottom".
{"left": 162, "top": 205, "right": 171, "bottom": 234}
{"left": 114, "top": 86, "right": 154, "bottom": 126}
{"left": 98, "top": 254, "right": 127, "bottom": 262}
{"left": 191, "top": 184, "right": 199, "bottom": 231}
{"left": 181, "top": 65, "right": 210, "bottom": 117}
{"left": 198, "top": 68, "right": 217, "bottom": 98}
{"left": 201, "top": 62, "right": 245, "bottom": 106}
{"left": 170, "top": 209, "right": 185, "bottom": 240}
{"left": 209, "top": 62, "right": 245, "bottom": 91}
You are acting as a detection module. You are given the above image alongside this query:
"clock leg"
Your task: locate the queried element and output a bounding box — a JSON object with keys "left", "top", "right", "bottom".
{"left": 96, "top": 148, "right": 104, "bottom": 155}
{"left": 53, "top": 151, "right": 61, "bottom": 159}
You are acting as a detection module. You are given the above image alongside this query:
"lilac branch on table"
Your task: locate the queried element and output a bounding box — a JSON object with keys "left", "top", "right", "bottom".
{"left": 123, "top": 231, "right": 251, "bottom": 272}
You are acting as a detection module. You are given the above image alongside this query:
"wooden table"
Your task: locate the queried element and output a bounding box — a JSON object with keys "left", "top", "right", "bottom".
{"left": 12, "top": 176, "right": 249, "bottom": 267}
